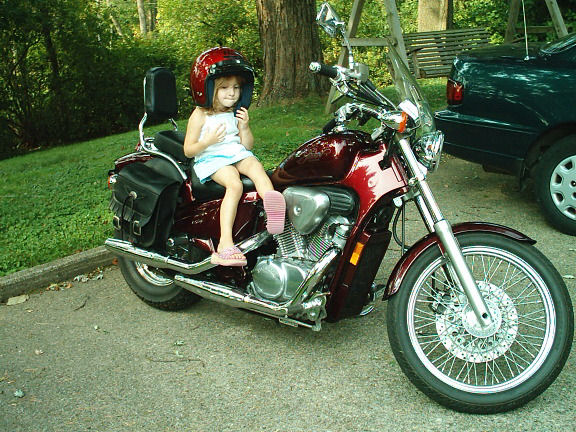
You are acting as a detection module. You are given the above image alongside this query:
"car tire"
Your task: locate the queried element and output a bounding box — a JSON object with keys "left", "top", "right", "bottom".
{"left": 534, "top": 136, "right": 576, "bottom": 235}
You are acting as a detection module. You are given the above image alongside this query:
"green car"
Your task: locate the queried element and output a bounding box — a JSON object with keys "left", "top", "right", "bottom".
{"left": 435, "top": 33, "right": 576, "bottom": 235}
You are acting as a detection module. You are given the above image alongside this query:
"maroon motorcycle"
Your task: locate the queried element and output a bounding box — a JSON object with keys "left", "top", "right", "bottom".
{"left": 105, "top": 3, "right": 573, "bottom": 413}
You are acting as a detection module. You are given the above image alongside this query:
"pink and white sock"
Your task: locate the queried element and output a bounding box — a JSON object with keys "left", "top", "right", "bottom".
{"left": 263, "top": 190, "right": 286, "bottom": 234}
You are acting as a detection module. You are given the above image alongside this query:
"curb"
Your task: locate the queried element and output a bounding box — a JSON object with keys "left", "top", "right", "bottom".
{"left": 0, "top": 246, "right": 114, "bottom": 302}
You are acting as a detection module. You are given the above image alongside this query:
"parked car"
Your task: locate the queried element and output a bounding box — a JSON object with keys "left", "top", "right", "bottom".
{"left": 435, "top": 33, "right": 576, "bottom": 235}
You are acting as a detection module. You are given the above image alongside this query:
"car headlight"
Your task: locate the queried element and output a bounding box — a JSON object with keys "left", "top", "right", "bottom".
{"left": 414, "top": 131, "right": 444, "bottom": 172}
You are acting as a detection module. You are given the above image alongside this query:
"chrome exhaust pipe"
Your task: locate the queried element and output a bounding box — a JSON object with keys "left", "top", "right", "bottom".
{"left": 104, "top": 231, "right": 270, "bottom": 275}
{"left": 107, "top": 232, "right": 340, "bottom": 328}
{"left": 174, "top": 277, "right": 289, "bottom": 318}
{"left": 174, "top": 247, "right": 341, "bottom": 319}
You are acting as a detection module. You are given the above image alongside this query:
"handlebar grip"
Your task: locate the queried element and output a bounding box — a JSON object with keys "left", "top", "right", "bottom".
{"left": 322, "top": 118, "right": 337, "bottom": 134}
{"left": 309, "top": 62, "right": 339, "bottom": 79}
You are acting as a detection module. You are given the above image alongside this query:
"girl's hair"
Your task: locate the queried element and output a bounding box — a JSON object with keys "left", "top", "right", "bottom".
{"left": 207, "top": 75, "right": 244, "bottom": 114}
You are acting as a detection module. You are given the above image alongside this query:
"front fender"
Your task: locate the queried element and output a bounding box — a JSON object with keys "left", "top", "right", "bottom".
{"left": 384, "top": 222, "right": 535, "bottom": 299}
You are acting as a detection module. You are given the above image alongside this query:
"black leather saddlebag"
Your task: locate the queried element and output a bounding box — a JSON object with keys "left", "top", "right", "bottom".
{"left": 109, "top": 160, "right": 181, "bottom": 248}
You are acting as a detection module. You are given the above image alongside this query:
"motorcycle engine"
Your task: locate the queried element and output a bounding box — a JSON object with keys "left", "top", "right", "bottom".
{"left": 249, "top": 186, "right": 355, "bottom": 303}
{"left": 251, "top": 257, "right": 315, "bottom": 302}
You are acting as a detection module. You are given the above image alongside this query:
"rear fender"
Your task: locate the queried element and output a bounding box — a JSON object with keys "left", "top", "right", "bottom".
{"left": 384, "top": 222, "right": 535, "bottom": 299}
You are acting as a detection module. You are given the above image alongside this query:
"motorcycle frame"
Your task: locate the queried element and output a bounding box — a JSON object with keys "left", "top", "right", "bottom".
{"left": 111, "top": 117, "right": 542, "bottom": 331}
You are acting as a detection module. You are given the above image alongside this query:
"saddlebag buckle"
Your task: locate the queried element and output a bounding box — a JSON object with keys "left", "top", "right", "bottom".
{"left": 132, "top": 220, "right": 142, "bottom": 237}
{"left": 112, "top": 215, "right": 122, "bottom": 231}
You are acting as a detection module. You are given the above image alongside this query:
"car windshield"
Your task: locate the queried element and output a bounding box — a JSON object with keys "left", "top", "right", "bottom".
{"left": 541, "top": 33, "right": 576, "bottom": 55}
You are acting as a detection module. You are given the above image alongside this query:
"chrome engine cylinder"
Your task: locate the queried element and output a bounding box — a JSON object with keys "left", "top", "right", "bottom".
{"left": 274, "top": 223, "right": 307, "bottom": 259}
{"left": 249, "top": 186, "right": 355, "bottom": 305}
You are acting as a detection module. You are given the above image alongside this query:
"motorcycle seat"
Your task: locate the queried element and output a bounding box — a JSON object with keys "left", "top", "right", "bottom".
{"left": 154, "top": 130, "right": 189, "bottom": 163}
{"left": 154, "top": 130, "right": 257, "bottom": 202}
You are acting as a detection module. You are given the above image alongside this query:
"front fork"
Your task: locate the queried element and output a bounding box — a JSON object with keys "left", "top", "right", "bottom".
{"left": 397, "top": 138, "right": 493, "bottom": 328}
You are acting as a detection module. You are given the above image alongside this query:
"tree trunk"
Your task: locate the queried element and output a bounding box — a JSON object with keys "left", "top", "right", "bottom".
{"left": 106, "top": 0, "right": 125, "bottom": 38}
{"left": 418, "top": 0, "right": 453, "bottom": 32}
{"left": 255, "top": 0, "right": 328, "bottom": 105}
{"left": 136, "top": 0, "right": 147, "bottom": 36}
{"left": 40, "top": 18, "right": 69, "bottom": 139}
{"left": 148, "top": 0, "right": 157, "bottom": 33}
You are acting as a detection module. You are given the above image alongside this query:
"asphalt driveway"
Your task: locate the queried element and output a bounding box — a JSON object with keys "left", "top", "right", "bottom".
{"left": 1, "top": 155, "right": 574, "bottom": 431}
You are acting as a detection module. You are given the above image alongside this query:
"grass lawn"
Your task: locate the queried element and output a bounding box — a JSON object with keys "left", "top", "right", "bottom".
{"left": 0, "top": 79, "right": 446, "bottom": 277}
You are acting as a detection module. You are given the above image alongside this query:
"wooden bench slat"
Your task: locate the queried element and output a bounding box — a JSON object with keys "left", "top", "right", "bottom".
{"left": 406, "top": 43, "right": 489, "bottom": 52}
{"left": 404, "top": 33, "right": 490, "bottom": 42}
{"left": 404, "top": 31, "right": 490, "bottom": 40}
{"left": 403, "top": 28, "right": 490, "bottom": 37}
{"left": 405, "top": 36, "right": 490, "bottom": 44}
{"left": 410, "top": 46, "right": 487, "bottom": 56}
{"left": 349, "top": 28, "right": 491, "bottom": 78}
{"left": 405, "top": 38, "right": 490, "bottom": 46}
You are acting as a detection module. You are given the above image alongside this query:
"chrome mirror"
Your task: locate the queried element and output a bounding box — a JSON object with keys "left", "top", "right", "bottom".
{"left": 317, "top": 2, "right": 345, "bottom": 38}
{"left": 317, "top": 3, "right": 356, "bottom": 68}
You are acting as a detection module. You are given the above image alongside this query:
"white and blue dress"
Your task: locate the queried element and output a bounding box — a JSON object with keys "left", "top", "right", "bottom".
{"left": 193, "top": 112, "right": 255, "bottom": 183}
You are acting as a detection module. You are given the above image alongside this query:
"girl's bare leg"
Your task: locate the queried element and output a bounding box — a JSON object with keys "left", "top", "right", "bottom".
{"left": 210, "top": 166, "right": 245, "bottom": 258}
{"left": 234, "top": 157, "right": 273, "bottom": 197}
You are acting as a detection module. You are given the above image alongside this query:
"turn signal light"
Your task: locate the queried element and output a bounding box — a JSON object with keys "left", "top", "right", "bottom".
{"left": 447, "top": 79, "right": 464, "bottom": 105}
{"left": 398, "top": 111, "right": 408, "bottom": 133}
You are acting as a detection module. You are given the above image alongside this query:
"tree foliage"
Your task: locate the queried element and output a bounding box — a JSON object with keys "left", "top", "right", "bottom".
{"left": 0, "top": 0, "right": 178, "bottom": 158}
{"left": 1, "top": 0, "right": 574, "bottom": 159}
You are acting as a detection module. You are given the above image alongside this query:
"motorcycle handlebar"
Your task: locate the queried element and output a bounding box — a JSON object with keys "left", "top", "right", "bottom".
{"left": 309, "top": 62, "right": 339, "bottom": 79}
{"left": 322, "top": 118, "right": 337, "bottom": 134}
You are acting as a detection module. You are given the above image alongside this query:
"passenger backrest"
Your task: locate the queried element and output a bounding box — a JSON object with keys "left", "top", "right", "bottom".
{"left": 144, "top": 67, "right": 178, "bottom": 120}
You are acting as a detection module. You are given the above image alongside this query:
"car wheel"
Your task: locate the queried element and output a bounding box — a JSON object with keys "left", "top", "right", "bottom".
{"left": 534, "top": 136, "right": 576, "bottom": 235}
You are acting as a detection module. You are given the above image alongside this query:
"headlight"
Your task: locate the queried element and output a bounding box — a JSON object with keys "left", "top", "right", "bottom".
{"left": 414, "top": 131, "right": 444, "bottom": 172}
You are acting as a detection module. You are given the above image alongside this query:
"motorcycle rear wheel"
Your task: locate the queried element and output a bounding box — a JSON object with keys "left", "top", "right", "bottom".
{"left": 387, "top": 232, "right": 573, "bottom": 413}
{"left": 118, "top": 257, "right": 201, "bottom": 310}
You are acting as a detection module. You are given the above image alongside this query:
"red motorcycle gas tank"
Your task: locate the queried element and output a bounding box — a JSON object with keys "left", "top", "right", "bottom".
{"left": 271, "top": 131, "right": 372, "bottom": 186}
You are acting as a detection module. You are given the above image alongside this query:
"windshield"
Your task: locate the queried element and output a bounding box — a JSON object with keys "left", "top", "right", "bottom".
{"left": 386, "top": 44, "right": 436, "bottom": 136}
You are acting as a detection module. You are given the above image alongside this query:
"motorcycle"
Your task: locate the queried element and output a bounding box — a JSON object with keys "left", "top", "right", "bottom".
{"left": 105, "top": 2, "right": 573, "bottom": 413}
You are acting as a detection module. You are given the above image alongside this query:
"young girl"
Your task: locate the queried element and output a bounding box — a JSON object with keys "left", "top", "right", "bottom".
{"left": 184, "top": 49, "right": 285, "bottom": 267}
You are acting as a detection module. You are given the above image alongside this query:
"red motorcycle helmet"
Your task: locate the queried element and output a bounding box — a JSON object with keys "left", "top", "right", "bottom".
{"left": 190, "top": 47, "right": 254, "bottom": 110}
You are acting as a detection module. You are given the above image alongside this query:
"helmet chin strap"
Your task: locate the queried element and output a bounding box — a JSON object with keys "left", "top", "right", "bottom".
{"left": 234, "top": 101, "right": 248, "bottom": 114}
{"left": 235, "top": 83, "right": 254, "bottom": 113}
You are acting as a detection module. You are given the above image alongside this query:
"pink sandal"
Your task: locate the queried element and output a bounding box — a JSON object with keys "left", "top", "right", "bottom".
{"left": 263, "top": 190, "right": 286, "bottom": 234}
{"left": 210, "top": 246, "right": 247, "bottom": 267}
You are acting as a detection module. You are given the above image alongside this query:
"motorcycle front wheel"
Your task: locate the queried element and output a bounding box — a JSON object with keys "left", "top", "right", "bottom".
{"left": 387, "top": 232, "right": 573, "bottom": 413}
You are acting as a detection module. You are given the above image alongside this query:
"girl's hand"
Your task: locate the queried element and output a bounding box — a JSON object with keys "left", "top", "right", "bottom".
{"left": 203, "top": 123, "right": 226, "bottom": 146}
{"left": 236, "top": 107, "right": 250, "bottom": 130}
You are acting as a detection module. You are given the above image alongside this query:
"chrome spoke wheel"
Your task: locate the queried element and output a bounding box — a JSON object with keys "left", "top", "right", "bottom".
{"left": 407, "top": 245, "right": 555, "bottom": 393}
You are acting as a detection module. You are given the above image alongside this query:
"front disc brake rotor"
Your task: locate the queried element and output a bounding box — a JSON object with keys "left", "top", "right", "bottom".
{"left": 435, "top": 281, "right": 519, "bottom": 363}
